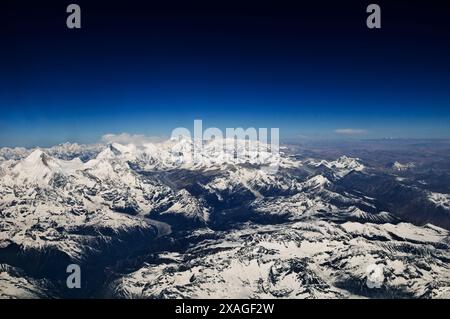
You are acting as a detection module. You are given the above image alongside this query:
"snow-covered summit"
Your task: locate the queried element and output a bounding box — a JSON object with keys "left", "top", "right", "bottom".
{"left": 304, "top": 155, "right": 365, "bottom": 178}
{"left": 6, "top": 149, "right": 83, "bottom": 185}
{"left": 392, "top": 161, "right": 415, "bottom": 171}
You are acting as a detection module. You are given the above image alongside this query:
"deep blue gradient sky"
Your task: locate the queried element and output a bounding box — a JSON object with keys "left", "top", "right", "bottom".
{"left": 2, "top": 0, "right": 450, "bottom": 147}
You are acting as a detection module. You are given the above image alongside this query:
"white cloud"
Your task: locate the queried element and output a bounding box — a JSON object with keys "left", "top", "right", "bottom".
{"left": 101, "top": 133, "right": 167, "bottom": 145}
{"left": 334, "top": 128, "right": 367, "bottom": 136}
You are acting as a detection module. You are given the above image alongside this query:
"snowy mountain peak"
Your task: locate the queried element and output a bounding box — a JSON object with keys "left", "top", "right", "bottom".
{"left": 7, "top": 149, "right": 83, "bottom": 186}
{"left": 333, "top": 155, "right": 363, "bottom": 170}
{"left": 304, "top": 155, "right": 364, "bottom": 178}
{"left": 23, "top": 149, "right": 46, "bottom": 164}
{"left": 24, "top": 148, "right": 81, "bottom": 169}
{"left": 304, "top": 175, "right": 330, "bottom": 189}
{"left": 96, "top": 146, "right": 119, "bottom": 160}
{"left": 393, "top": 161, "right": 415, "bottom": 171}
{"left": 9, "top": 150, "right": 58, "bottom": 185}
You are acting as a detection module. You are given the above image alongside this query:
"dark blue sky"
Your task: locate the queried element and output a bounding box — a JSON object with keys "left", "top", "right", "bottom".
{"left": 2, "top": 0, "right": 450, "bottom": 147}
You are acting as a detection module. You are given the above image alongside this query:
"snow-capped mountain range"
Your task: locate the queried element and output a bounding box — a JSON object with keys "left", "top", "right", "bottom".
{"left": 0, "top": 139, "right": 449, "bottom": 298}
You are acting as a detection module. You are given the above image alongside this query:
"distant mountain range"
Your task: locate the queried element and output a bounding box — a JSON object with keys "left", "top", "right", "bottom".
{"left": 1, "top": 139, "right": 449, "bottom": 298}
